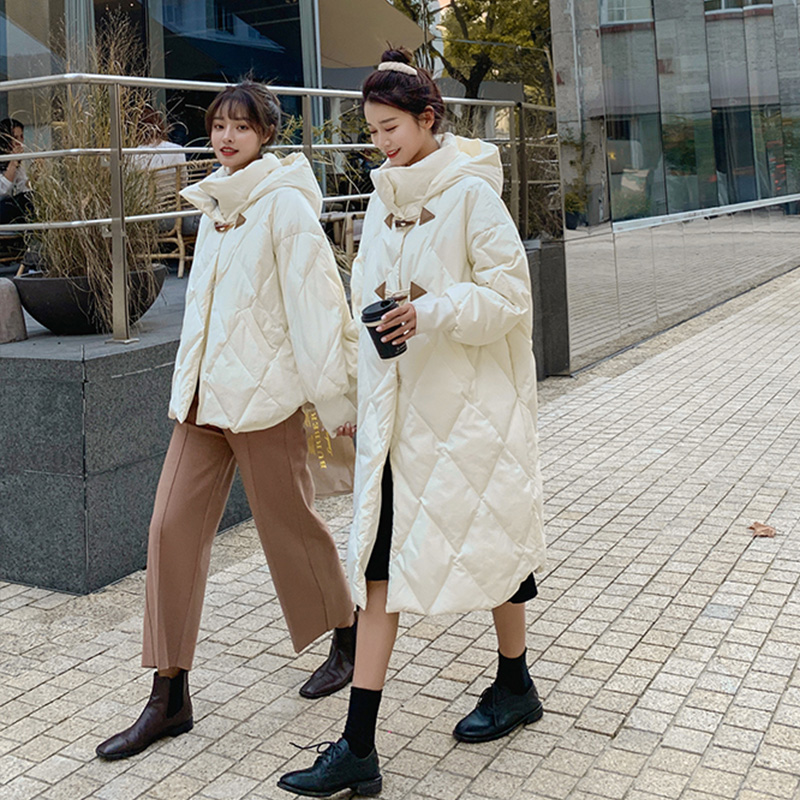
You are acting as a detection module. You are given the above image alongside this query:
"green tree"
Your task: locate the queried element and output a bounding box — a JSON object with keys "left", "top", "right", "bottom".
{"left": 394, "top": 0, "right": 553, "bottom": 105}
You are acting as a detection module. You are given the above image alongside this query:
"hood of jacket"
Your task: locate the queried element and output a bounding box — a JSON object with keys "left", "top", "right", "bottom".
{"left": 180, "top": 151, "right": 323, "bottom": 224}
{"left": 371, "top": 132, "right": 503, "bottom": 220}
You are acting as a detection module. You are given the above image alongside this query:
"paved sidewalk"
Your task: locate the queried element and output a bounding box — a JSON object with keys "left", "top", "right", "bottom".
{"left": 2, "top": 269, "right": 800, "bottom": 800}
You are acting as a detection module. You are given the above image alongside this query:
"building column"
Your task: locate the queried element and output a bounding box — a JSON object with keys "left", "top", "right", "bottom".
{"left": 299, "top": 0, "right": 321, "bottom": 89}
{"left": 65, "top": 0, "right": 94, "bottom": 71}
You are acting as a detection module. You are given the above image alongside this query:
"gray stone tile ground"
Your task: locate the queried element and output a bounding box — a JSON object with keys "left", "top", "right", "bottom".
{"left": 2, "top": 268, "right": 800, "bottom": 799}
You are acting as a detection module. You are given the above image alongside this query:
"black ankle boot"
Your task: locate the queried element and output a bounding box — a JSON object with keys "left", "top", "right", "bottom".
{"left": 95, "top": 670, "right": 193, "bottom": 760}
{"left": 278, "top": 738, "right": 381, "bottom": 797}
{"left": 299, "top": 617, "right": 356, "bottom": 699}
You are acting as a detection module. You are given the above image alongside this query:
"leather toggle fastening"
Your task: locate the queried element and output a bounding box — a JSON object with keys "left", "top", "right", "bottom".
{"left": 409, "top": 282, "right": 427, "bottom": 301}
{"left": 419, "top": 207, "right": 435, "bottom": 225}
{"left": 383, "top": 207, "right": 436, "bottom": 229}
{"left": 374, "top": 282, "right": 427, "bottom": 301}
{"left": 214, "top": 213, "right": 246, "bottom": 233}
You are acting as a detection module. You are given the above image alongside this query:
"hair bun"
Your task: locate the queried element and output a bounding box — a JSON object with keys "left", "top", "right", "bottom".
{"left": 380, "top": 47, "right": 414, "bottom": 66}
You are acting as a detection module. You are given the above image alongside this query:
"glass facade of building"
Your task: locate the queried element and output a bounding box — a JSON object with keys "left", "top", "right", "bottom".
{"left": 552, "top": 0, "right": 800, "bottom": 370}
{"left": 599, "top": 0, "right": 800, "bottom": 221}
{"left": 0, "top": 0, "right": 310, "bottom": 141}
{"left": 1, "top": 0, "right": 306, "bottom": 85}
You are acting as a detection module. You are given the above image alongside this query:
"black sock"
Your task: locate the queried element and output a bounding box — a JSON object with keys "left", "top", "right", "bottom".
{"left": 496, "top": 649, "right": 532, "bottom": 695}
{"left": 343, "top": 686, "right": 382, "bottom": 758}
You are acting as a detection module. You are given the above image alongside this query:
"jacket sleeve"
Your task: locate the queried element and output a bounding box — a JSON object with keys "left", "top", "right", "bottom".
{"left": 274, "top": 204, "right": 358, "bottom": 435}
{"left": 0, "top": 172, "right": 13, "bottom": 197}
{"left": 414, "top": 185, "right": 531, "bottom": 346}
{"left": 350, "top": 246, "right": 365, "bottom": 321}
{"left": 349, "top": 197, "right": 382, "bottom": 320}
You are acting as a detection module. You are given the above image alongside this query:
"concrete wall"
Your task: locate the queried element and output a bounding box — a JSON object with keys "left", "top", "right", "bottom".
{"left": 0, "top": 279, "right": 251, "bottom": 593}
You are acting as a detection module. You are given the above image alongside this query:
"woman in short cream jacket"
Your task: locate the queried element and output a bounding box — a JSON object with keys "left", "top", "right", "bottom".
{"left": 97, "top": 82, "right": 358, "bottom": 764}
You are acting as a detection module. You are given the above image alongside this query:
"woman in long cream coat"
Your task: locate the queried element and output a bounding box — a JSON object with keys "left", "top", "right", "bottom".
{"left": 279, "top": 50, "right": 546, "bottom": 799}
{"left": 346, "top": 134, "right": 545, "bottom": 614}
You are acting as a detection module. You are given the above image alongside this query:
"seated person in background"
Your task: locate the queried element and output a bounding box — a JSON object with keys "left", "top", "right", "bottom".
{"left": 131, "top": 106, "right": 186, "bottom": 173}
{"left": 131, "top": 107, "right": 198, "bottom": 237}
{"left": 0, "top": 117, "right": 32, "bottom": 226}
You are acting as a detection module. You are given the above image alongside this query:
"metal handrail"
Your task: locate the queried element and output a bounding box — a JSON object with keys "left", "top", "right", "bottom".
{"left": 2, "top": 193, "right": 374, "bottom": 232}
{"left": 1, "top": 72, "right": 555, "bottom": 341}
{"left": 0, "top": 143, "right": 385, "bottom": 164}
{"left": 0, "top": 72, "right": 556, "bottom": 109}
{"left": 0, "top": 147, "right": 214, "bottom": 163}
{"left": 0, "top": 136, "right": 541, "bottom": 164}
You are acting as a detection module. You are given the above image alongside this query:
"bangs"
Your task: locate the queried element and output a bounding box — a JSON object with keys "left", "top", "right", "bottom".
{"left": 204, "top": 81, "right": 281, "bottom": 145}
{"left": 213, "top": 97, "right": 258, "bottom": 127}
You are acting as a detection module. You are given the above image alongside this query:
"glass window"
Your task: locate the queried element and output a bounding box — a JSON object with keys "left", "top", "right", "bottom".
{"left": 712, "top": 107, "right": 758, "bottom": 203}
{"left": 0, "top": 0, "right": 58, "bottom": 125}
{"left": 654, "top": 4, "right": 718, "bottom": 214}
{"left": 601, "top": 0, "right": 653, "bottom": 24}
{"left": 704, "top": 0, "right": 744, "bottom": 12}
{"left": 704, "top": 0, "right": 772, "bottom": 13}
{"left": 89, "top": 0, "right": 305, "bottom": 147}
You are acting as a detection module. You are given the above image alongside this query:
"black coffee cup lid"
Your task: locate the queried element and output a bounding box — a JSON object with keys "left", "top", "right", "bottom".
{"left": 361, "top": 299, "right": 397, "bottom": 323}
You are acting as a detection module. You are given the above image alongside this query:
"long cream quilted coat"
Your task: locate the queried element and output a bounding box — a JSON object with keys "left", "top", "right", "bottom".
{"left": 347, "top": 134, "right": 546, "bottom": 615}
{"left": 170, "top": 153, "right": 357, "bottom": 434}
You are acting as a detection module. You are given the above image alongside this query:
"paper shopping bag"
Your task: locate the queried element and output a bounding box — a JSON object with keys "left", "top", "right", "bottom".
{"left": 304, "top": 405, "right": 355, "bottom": 497}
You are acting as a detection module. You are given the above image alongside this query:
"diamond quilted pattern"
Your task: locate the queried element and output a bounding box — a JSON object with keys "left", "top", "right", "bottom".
{"left": 169, "top": 159, "right": 355, "bottom": 435}
{"left": 347, "top": 142, "right": 546, "bottom": 615}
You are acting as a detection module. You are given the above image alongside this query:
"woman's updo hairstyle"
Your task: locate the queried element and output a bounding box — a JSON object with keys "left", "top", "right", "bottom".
{"left": 205, "top": 80, "right": 282, "bottom": 149}
{"left": 362, "top": 48, "right": 445, "bottom": 134}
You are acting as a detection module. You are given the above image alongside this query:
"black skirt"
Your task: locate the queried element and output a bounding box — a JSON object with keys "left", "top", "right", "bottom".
{"left": 364, "top": 459, "right": 537, "bottom": 604}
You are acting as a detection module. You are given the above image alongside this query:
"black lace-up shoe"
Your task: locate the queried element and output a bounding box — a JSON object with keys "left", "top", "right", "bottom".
{"left": 453, "top": 682, "right": 543, "bottom": 743}
{"left": 277, "top": 738, "right": 382, "bottom": 797}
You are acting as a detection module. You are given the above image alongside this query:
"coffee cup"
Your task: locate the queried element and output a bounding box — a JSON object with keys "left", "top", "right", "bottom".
{"left": 361, "top": 299, "right": 408, "bottom": 360}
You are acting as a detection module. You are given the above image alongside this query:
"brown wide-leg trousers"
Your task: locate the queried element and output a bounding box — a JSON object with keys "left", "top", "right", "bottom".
{"left": 141, "top": 400, "right": 353, "bottom": 671}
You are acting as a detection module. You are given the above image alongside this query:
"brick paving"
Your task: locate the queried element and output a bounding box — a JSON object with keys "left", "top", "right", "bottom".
{"left": 2, "top": 269, "right": 800, "bottom": 799}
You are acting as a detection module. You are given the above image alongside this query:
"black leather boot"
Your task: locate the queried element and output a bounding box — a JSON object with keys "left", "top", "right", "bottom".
{"left": 95, "top": 670, "right": 193, "bottom": 760}
{"left": 278, "top": 738, "right": 381, "bottom": 797}
{"left": 299, "top": 617, "right": 356, "bottom": 699}
{"left": 453, "top": 681, "right": 543, "bottom": 743}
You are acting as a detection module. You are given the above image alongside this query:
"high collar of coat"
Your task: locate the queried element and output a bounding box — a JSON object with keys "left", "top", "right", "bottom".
{"left": 371, "top": 132, "right": 504, "bottom": 221}
{"left": 180, "top": 152, "right": 322, "bottom": 225}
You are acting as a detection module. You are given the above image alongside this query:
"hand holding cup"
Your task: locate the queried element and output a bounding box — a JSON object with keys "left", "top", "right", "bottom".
{"left": 377, "top": 302, "right": 416, "bottom": 346}
{"left": 361, "top": 298, "right": 414, "bottom": 359}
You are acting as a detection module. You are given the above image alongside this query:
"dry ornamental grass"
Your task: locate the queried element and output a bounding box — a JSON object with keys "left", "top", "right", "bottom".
{"left": 26, "top": 12, "right": 159, "bottom": 332}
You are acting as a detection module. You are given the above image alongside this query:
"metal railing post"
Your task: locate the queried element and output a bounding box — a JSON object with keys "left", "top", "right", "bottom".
{"left": 302, "top": 94, "right": 313, "bottom": 163}
{"left": 108, "top": 82, "right": 134, "bottom": 343}
{"left": 509, "top": 105, "right": 521, "bottom": 233}
{"left": 518, "top": 103, "right": 529, "bottom": 241}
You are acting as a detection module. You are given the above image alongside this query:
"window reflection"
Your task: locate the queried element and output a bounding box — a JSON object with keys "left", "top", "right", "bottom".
{"left": 600, "top": 0, "right": 665, "bottom": 220}
{"left": 598, "top": 0, "right": 799, "bottom": 222}
{"left": 87, "top": 0, "right": 304, "bottom": 149}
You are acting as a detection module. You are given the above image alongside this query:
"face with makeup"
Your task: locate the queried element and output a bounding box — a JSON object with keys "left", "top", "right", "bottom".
{"left": 365, "top": 101, "right": 438, "bottom": 167}
{"left": 210, "top": 107, "right": 270, "bottom": 173}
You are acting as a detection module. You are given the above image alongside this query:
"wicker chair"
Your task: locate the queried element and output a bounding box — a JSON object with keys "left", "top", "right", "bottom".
{"left": 148, "top": 158, "right": 216, "bottom": 277}
{"left": 1, "top": 235, "right": 25, "bottom": 273}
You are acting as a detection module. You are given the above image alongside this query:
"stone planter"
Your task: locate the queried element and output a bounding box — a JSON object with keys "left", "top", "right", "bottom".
{"left": 12, "top": 265, "right": 167, "bottom": 336}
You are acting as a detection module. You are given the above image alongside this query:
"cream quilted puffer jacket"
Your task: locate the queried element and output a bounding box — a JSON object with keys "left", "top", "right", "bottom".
{"left": 347, "top": 134, "right": 546, "bottom": 615}
{"left": 169, "top": 153, "right": 357, "bottom": 434}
